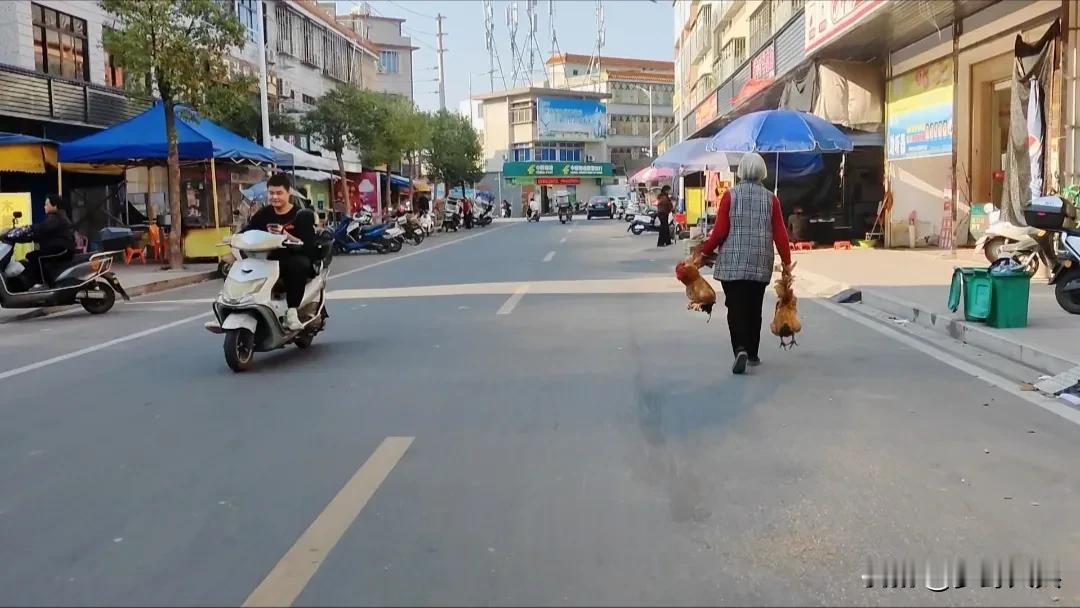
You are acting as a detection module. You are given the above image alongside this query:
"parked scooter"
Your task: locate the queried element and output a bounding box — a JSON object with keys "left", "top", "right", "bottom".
{"left": 331, "top": 214, "right": 400, "bottom": 254}
{"left": 396, "top": 213, "right": 425, "bottom": 245}
{"left": 1, "top": 213, "right": 129, "bottom": 314}
{"left": 976, "top": 204, "right": 1046, "bottom": 274}
{"left": 204, "top": 226, "right": 333, "bottom": 372}
{"left": 527, "top": 209, "right": 541, "bottom": 222}
{"left": 474, "top": 202, "right": 494, "bottom": 227}
{"left": 418, "top": 209, "right": 435, "bottom": 236}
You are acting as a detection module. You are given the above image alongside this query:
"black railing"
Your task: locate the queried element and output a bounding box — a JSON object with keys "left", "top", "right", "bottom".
{"left": 0, "top": 62, "right": 149, "bottom": 128}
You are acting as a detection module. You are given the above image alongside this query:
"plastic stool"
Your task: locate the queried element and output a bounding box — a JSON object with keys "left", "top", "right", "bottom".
{"left": 833, "top": 241, "right": 853, "bottom": 250}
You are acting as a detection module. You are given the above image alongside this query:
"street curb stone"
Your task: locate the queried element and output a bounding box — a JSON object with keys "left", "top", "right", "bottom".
{"left": 795, "top": 268, "right": 1075, "bottom": 376}
{"left": 0, "top": 270, "right": 218, "bottom": 325}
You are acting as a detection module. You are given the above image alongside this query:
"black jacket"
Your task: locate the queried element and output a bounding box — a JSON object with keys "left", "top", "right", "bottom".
{"left": 243, "top": 204, "right": 317, "bottom": 259}
{"left": 33, "top": 210, "right": 75, "bottom": 254}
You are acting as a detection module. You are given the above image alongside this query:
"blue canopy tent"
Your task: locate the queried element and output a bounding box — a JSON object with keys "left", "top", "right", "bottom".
{"left": 57, "top": 102, "right": 278, "bottom": 243}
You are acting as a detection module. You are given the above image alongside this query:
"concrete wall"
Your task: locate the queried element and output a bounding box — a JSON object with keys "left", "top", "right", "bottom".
{"left": 481, "top": 98, "right": 509, "bottom": 171}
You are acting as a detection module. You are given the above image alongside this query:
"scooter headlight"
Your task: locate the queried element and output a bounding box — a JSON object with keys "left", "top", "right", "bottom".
{"left": 222, "top": 278, "right": 266, "bottom": 303}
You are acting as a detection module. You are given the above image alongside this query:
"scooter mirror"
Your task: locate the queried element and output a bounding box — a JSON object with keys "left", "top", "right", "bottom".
{"left": 12, "top": 211, "right": 22, "bottom": 219}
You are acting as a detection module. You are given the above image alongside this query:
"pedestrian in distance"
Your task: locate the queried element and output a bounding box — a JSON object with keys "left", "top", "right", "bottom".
{"left": 695, "top": 153, "right": 792, "bottom": 374}
{"left": 656, "top": 185, "right": 674, "bottom": 247}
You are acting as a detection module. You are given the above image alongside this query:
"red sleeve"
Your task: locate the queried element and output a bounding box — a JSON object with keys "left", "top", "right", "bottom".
{"left": 771, "top": 196, "right": 792, "bottom": 266}
{"left": 698, "top": 191, "right": 731, "bottom": 256}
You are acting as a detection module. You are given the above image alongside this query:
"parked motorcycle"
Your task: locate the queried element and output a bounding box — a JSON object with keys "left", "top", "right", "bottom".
{"left": 1020, "top": 195, "right": 1080, "bottom": 314}
{"left": 418, "top": 210, "right": 435, "bottom": 236}
{"left": 204, "top": 226, "right": 332, "bottom": 372}
{"left": 396, "top": 214, "right": 425, "bottom": 245}
{"left": 331, "top": 214, "right": 400, "bottom": 254}
{"left": 474, "top": 202, "right": 494, "bottom": 227}
{"left": 558, "top": 203, "right": 573, "bottom": 224}
{"left": 1, "top": 214, "right": 129, "bottom": 315}
{"left": 627, "top": 208, "right": 676, "bottom": 243}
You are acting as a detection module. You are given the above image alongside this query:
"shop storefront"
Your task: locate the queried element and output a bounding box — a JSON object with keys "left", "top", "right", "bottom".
{"left": 501, "top": 161, "right": 614, "bottom": 213}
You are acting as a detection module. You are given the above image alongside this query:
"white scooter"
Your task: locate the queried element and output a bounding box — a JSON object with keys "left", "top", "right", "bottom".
{"left": 975, "top": 203, "right": 1044, "bottom": 273}
{"left": 204, "top": 227, "right": 332, "bottom": 372}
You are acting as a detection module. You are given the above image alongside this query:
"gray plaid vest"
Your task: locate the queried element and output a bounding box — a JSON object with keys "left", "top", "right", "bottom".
{"left": 714, "top": 181, "right": 775, "bottom": 283}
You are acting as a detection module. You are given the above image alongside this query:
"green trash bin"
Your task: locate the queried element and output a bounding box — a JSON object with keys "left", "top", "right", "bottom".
{"left": 986, "top": 268, "right": 1031, "bottom": 329}
{"left": 948, "top": 267, "right": 992, "bottom": 322}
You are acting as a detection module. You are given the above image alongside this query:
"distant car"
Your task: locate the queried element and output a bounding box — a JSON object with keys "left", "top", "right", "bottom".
{"left": 587, "top": 196, "right": 614, "bottom": 219}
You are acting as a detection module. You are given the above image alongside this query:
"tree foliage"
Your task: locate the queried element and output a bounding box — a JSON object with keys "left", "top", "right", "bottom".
{"left": 426, "top": 110, "right": 483, "bottom": 191}
{"left": 302, "top": 86, "right": 384, "bottom": 211}
{"left": 202, "top": 74, "right": 297, "bottom": 142}
{"left": 101, "top": 0, "right": 247, "bottom": 268}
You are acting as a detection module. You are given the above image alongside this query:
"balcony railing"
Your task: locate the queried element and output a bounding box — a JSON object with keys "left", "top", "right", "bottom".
{"left": 0, "top": 63, "right": 149, "bottom": 128}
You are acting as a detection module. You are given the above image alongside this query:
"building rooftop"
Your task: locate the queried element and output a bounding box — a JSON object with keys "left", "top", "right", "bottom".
{"left": 605, "top": 70, "right": 675, "bottom": 83}
{"left": 472, "top": 86, "right": 610, "bottom": 101}
{"left": 546, "top": 53, "right": 674, "bottom": 72}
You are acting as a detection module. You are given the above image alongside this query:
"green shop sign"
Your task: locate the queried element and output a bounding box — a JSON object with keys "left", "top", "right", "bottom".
{"left": 502, "top": 161, "right": 613, "bottom": 178}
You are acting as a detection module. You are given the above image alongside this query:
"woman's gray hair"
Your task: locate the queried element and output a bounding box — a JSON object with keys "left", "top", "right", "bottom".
{"left": 736, "top": 152, "right": 768, "bottom": 183}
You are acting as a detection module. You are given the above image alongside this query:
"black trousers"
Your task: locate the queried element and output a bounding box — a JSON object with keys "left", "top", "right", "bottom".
{"left": 24, "top": 248, "right": 71, "bottom": 286}
{"left": 657, "top": 213, "right": 671, "bottom": 246}
{"left": 720, "top": 280, "right": 769, "bottom": 359}
{"left": 271, "top": 251, "right": 313, "bottom": 308}
{"left": 464, "top": 212, "right": 474, "bottom": 229}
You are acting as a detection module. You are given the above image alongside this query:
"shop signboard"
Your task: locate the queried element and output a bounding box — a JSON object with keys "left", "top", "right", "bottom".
{"left": 535, "top": 177, "right": 581, "bottom": 185}
{"left": 536, "top": 97, "right": 607, "bottom": 141}
{"left": 0, "top": 192, "right": 32, "bottom": 260}
{"left": 805, "top": 0, "right": 886, "bottom": 54}
{"left": 694, "top": 91, "right": 718, "bottom": 131}
{"left": 503, "top": 161, "right": 613, "bottom": 179}
{"left": 751, "top": 45, "right": 775, "bottom": 79}
{"left": 886, "top": 57, "right": 953, "bottom": 161}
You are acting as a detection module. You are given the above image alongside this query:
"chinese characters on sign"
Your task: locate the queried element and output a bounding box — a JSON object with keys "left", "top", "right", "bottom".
{"left": 805, "top": 0, "right": 886, "bottom": 54}
{"left": 751, "top": 45, "right": 775, "bottom": 79}
{"left": 886, "top": 57, "right": 954, "bottom": 160}
{"left": 694, "top": 92, "right": 718, "bottom": 131}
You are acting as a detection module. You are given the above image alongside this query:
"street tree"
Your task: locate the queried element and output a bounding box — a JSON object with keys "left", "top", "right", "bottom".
{"left": 365, "top": 94, "right": 427, "bottom": 209}
{"left": 101, "top": 0, "right": 247, "bottom": 269}
{"left": 426, "top": 110, "right": 483, "bottom": 200}
{"left": 302, "top": 86, "right": 382, "bottom": 214}
{"left": 202, "top": 75, "right": 297, "bottom": 142}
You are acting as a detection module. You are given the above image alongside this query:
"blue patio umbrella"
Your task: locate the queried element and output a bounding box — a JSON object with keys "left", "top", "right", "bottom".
{"left": 706, "top": 110, "right": 853, "bottom": 154}
{"left": 707, "top": 110, "right": 853, "bottom": 195}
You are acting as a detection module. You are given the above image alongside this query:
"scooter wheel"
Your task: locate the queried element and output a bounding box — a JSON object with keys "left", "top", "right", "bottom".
{"left": 1055, "top": 268, "right": 1080, "bottom": 314}
{"left": 294, "top": 333, "right": 314, "bottom": 349}
{"left": 388, "top": 238, "right": 403, "bottom": 253}
{"left": 411, "top": 233, "right": 425, "bottom": 246}
{"left": 80, "top": 281, "right": 116, "bottom": 315}
{"left": 217, "top": 261, "right": 231, "bottom": 279}
{"left": 983, "top": 237, "right": 1007, "bottom": 263}
{"left": 224, "top": 328, "right": 255, "bottom": 372}
{"left": 631, "top": 224, "right": 645, "bottom": 235}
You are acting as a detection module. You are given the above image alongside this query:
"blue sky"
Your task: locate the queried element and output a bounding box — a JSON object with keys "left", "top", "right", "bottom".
{"left": 336, "top": 1, "right": 674, "bottom": 112}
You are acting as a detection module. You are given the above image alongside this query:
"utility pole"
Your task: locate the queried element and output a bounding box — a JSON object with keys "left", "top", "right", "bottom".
{"left": 256, "top": 0, "right": 271, "bottom": 146}
{"left": 436, "top": 13, "right": 447, "bottom": 110}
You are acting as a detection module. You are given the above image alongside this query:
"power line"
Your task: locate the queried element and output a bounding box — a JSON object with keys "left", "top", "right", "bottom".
{"left": 386, "top": 0, "right": 436, "bottom": 19}
{"left": 403, "top": 26, "right": 437, "bottom": 36}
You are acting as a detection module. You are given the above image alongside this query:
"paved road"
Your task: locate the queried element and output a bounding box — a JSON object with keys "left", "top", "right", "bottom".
{"left": 1, "top": 218, "right": 1077, "bottom": 606}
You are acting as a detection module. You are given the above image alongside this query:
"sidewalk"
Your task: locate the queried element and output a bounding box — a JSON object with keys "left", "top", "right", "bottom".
{"left": 792, "top": 247, "right": 1079, "bottom": 375}
{"left": 0, "top": 263, "right": 217, "bottom": 324}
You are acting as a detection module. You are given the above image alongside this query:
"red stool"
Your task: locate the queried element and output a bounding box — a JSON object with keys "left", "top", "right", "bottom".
{"left": 794, "top": 241, "right": 813, "bottom": 251}
{"left": 833, "top": 241, "right": 853, "bottom": 250}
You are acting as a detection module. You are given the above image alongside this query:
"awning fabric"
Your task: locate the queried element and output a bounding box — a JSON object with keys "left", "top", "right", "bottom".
{"left": 292, "top": 169, "right": 337, "bottom": 182}
{"left": 58, "top": 102, "right": 278, "bottom": 164}
{"left": 270, "top": 137, "right": 338, "bottom": 172}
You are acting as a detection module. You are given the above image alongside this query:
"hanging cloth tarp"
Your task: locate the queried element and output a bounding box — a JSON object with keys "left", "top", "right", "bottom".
{"left": 779, "top": 65, "right": 817, "bottom": 113}
{"left": 1002, "top": 19, "right": 1060, "bottom": 225}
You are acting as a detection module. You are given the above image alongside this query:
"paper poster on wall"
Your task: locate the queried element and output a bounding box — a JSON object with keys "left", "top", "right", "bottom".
{"left": 887, "top": 57, "right": 953, "bottom": 161}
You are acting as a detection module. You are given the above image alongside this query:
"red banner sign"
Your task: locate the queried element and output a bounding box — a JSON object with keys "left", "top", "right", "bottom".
{"left": 805, "top": 0, "right": 885, "bottom": 54}
{"left": 536, "top": 177, "right": 581, "bottom": 185}
{"left": 751, "top": 45, "right": 775, "bottom": 79}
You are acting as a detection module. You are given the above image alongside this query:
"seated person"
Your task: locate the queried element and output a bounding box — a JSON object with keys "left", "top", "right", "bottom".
{"left": 788, "top": 206, "right": 810, "bottom": 242}
{"left": 243, "top": 173, "right": 316, "bottom": 330}
{"left": 24, "top": 193, "right": 75, "bottom": 288}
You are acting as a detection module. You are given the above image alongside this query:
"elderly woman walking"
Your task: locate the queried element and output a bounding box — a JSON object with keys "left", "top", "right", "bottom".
{"left": 696, "top": 153, "right": 792, "bottom": 374}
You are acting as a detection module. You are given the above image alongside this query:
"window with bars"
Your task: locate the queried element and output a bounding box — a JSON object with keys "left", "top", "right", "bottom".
{"left": 379, "top": 50, "right": 399, "bottom": 74}
{"left": 749, "top": 3, "right": 772, "bottom": 52}
{"left": 510, "top": 102, "right": 534, "bottom": 125}
{"left": 236, "top": 0, "right": 259, "bottom": 43}
{"left": 511, "top": 143, "right": 531, "bottom": 162}
{"left": 719, "top": 37, "right": 746, "bottom": 82}
{"left": 31, "top": 3, "right": 88, "bottom": 81}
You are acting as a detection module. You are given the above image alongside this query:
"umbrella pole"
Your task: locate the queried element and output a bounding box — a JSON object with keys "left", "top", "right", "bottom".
{"left": 210, "top": 157, "right": 220, "bottom": 231}
{"left": 57, "top": 162, "right": 62, "bottom": 193}
{"left": 773, "top": 153, "right": 779, "bottom": 196}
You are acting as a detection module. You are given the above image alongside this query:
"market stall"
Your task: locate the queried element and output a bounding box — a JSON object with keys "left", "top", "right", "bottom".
{"left": 58, "top": 103, "right": 278, "bottom": 260}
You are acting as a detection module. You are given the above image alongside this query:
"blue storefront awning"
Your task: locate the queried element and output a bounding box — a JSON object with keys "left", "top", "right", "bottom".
{"left": 58, "top": 102, "right": 278, "bottom": 164}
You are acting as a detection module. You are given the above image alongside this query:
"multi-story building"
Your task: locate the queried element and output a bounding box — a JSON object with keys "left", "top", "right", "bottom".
{"left": 0, "top": 0, "right": 147, "bottom": 138}
{"left": 329, "top": 2, "right": 416, "bottom": 101}
{"left": 474, "top": 86, "right": 614, "bottom": 212}
{"left": 546, "top": 53, "right": 675, "bottom": 177}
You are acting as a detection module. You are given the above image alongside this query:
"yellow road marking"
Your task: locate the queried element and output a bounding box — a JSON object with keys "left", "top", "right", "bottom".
{"left": 243, "top": 436, "right": 414, "bottom": 607}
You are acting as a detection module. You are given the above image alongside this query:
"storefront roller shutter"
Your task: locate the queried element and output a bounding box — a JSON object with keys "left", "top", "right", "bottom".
{"left": 774, "top": 11, "right": 806, "bottom": 78}
{"left": 732, "top": 63, "right": 750, "bottom": 99}
{"left": 716, "top": 80, "right": 734, "bottom": 117}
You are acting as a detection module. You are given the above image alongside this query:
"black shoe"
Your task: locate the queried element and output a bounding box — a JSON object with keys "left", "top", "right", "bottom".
{"left": 732, "top": 351, "right": 748, "bottom": 374}
{"left": 748, "top": 357, "right": 761, "bottom": 367}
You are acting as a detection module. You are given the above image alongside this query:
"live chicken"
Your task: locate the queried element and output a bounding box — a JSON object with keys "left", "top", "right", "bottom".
{"left": 675, "top": 252, "right": 717, "bottom": 321}
{"left": 769, "top": 262, "right": 801, "bottom": 349}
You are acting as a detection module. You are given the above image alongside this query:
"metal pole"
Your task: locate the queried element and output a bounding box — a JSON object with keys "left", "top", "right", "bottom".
{"left": 949, "top": 4, "right": 960, "bottom": 257}
{"left": 436, "top": 14, "right": 447, "bottom": 111}
{"left": 648, "top": 86, "right": 655, "bottom": 157}
{"left": 256, "top": 0, "right": 271, "bottom": 146}
{"left": 210, "top": 157, "right": 220, "bottom": 230}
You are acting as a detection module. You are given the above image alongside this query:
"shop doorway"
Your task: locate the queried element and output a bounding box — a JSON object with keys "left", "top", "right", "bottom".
{"left": 989, "top": 79, "right": 1011, "bottom": 207}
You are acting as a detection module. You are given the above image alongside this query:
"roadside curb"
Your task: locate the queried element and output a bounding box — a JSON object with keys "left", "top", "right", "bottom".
{"left": 795, "top": 268, "right": 1075, "bottom": 376}
{"left": 0, "top": 270, "right": 218, "bottom": 325}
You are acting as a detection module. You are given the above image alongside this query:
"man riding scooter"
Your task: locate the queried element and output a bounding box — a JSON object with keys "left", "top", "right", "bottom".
{"left": 23, "top": 193, "right": 75, "bottom": 289}
{"left": 242, "top": 173, "right": 316, "bottom": 330}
